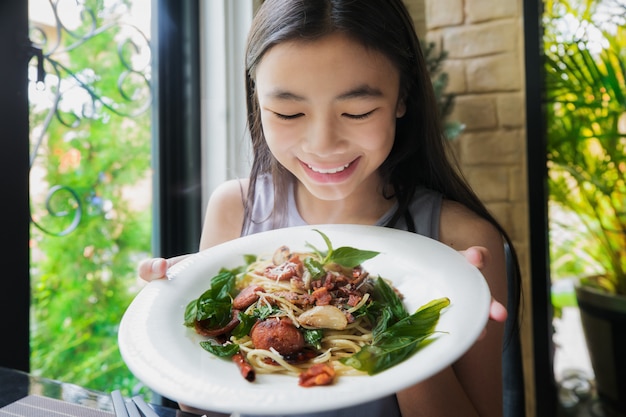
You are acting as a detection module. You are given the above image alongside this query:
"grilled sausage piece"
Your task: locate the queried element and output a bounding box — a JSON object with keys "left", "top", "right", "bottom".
{"left": 250, "top": 318, "right": 304, "bottom": 355}
{"left": 233, "top": 285, "right": 265, "bottom": 310}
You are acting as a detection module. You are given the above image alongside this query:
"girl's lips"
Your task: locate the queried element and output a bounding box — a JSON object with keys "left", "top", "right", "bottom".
{"left": 299, "top": 157, "right": 360, "bottom": 183}
{"left": 306, "top": 162, "right": 350, "bottom": 174}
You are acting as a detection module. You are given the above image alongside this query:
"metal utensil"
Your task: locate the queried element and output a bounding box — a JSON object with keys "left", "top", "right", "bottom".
{"left": 111, "top": 390, "right": 130, "bottom": 417}
{"left": 111, "top": 390, "right": 150, "bottom": 417}
{"left": 131, "top": 395, "right": 160, "bottom": 417}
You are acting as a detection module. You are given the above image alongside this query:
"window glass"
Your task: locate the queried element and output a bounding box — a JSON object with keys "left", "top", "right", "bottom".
{"left": 29, "top": 0, "right": 153, "bottom": 398}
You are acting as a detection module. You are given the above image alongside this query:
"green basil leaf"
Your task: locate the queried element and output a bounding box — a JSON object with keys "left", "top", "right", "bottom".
{"left": 196, "top": 299, "right": 232, "bottom": 328}
{"left": 243, "top": 254, "right": 257, "bottom": 266}
{"left": 307, "top": 229, "right": 379, "bottom": 267}
{"left": 232, "top": 312, "right": 257, "bottom": 338}
{"left": 208, "top": 270, "right": 236, "bottom": 300}
{"left": 313, "top": 229, "right": 334, "bottom": 263}
{"left": 199, "top": 341, "right": 240, "bottom": 358}
{"left": 304, "top": 257, "right": 326, "bottom": 280}
{"left": 341, "top": 297, "right": 450, "bottom": 375}
{"left": 305, "top": 229, "right": 332, "bottom": 261}
{"left": 328, "top": 246, "right": 380, "bottom": 268}
{"left": 253, "top": 304, "right": 281, "bottom": 320}
{"left": 375, "top": 297, "right": 450, "bottom": 344}
{"left": 303, "top": 329, "right": 324, "bottom": 349}
{"left": 371, "top": 305, "right": 395, "bottom": 340}
{"left": 371, "top": 277, "right": 408, "bottom": 322}
{"left": 340, "top": 338, "right": 420, "bottom": 375}
{"left": 186, "top": 270, "right": 237, "bottom": 328}
{"left": 183, "top": 299, "right": 198, "bottom": 327}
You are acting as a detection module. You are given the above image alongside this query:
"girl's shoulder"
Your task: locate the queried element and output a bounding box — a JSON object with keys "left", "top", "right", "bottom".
{"left": 209, "top": 178, "right": 249, "bottom": 211}
{"left": 199, "top": 178, "right": 249, "bottom": 250}
{"left": 438, "top": 199, "right": 503, "bottom": 252}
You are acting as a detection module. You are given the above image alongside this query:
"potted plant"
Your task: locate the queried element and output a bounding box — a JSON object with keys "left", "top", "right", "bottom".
{"left": 543, "top": 0, "right": 626, "bottom": 413}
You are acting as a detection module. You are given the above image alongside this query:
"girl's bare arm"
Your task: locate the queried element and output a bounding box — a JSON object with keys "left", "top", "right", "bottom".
{"left": 397, "top": 200, "right": 508, "bottom": 417}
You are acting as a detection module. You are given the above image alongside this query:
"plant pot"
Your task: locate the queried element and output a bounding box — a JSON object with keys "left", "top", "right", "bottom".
{"left": 575, "top": 285, "right": 626, "bottom": 414}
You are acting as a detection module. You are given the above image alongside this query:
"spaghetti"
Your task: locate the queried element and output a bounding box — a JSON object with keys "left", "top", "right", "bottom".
{"left": 183, "top": 230, "right": 449, "bottom": 387}
{"left": 231, "top": 248, "right": 379, "bottom": 379}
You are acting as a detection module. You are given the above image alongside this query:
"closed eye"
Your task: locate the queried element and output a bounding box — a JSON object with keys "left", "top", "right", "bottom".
{"left": 343, "top": 109, "right": 376, "bottom": 120}
{"left": 274, "top": 112, "right": 304, "bottom": 120}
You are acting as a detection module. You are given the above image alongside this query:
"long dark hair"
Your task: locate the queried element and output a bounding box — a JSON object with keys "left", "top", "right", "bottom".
{"left": 243, "top": 0, "right": 521, "bottom": 339}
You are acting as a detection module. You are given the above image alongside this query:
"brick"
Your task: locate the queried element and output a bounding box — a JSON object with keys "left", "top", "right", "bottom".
{"left": 403, "top": 0, "right": 427, "bottom": 37}
{"left": 451, "top": 95, "right": 498, "bottom": 130}
{"left": 510, "top": 200, "right": 530, "bottom": 242}
{"left": 466, "top": 0, "right": 520, "bottom": 23}
{"left": 426, "top": 0, "right": 464, "bottom": 29}
{"left": 509, "top": 163, "right": 529, "bottom": 202}
{"left": 460, "top": 129, "right": 523, "bottom": 165}
{"left": 498, "top": 93, "right": 526, "bottom": 128}
{"left": 486, "top": 201, "right": 512, "bottom": 227}
{"left": 466, "top": 53, "right": 522, "bottom": 93}
{"left": 442, "top": 59, "right": 467, "bottom": 94}
{"left": 464, "top": 166, "right": 510, "bottom": 201}
{"left": 443, "top": 20, "right": 518, "bottom": 58}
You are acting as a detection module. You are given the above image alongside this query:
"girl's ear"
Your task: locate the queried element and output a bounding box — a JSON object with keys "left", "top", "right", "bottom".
{"left": 396, "top": 97, "right": 407, "bottom": 118}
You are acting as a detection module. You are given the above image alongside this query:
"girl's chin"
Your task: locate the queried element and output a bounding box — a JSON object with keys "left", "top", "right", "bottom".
{"left": 300, "top": 185, "right": 352, "bottom": 202}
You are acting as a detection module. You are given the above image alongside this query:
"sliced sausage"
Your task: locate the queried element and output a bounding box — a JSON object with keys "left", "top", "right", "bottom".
{"left": 250, "top": 318, "right": 304, "bottom": 355}
{"left": 233, "top": 285, "right": 265, "bottom": 310}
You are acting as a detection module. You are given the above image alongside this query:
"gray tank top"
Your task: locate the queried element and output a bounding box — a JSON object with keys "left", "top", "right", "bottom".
{"left": 242, "top": 175, "right": 442, "bottom": 238}
{"left": 240, "top": 174, "right": 442, "bottom": 417}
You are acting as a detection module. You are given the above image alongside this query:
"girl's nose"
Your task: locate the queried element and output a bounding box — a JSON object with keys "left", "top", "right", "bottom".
{"left": 302, "top": 115, "right": 342, "bottom": 156}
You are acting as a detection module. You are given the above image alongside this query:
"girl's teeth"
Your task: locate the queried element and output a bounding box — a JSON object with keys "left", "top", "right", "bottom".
{"left": 307, "top": 163, "right": 350, "bottom": 174}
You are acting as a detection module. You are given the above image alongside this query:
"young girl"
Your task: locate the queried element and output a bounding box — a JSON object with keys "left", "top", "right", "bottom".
{"left": 139, "top": 0, "right": 522, "bottom": 416}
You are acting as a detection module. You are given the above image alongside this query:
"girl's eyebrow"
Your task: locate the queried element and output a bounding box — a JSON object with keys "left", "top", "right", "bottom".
{"left": 336, "top": 84, "right": 383, "bottom": 100}
{"left": 266, "top": 90, "right": 306, "bottom": 101}
{"left": 265, "top": 84, "right": 383, "bottom": 101}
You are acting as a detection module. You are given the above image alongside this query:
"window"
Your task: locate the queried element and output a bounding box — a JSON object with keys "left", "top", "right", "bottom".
{"left": 0, "top": 0, "right": 253, "bottom": 401}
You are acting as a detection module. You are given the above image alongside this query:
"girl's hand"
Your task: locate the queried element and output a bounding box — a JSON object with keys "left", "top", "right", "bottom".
{"left": 460, "top": 246, "right": 508, "bottom": 324}
{"left": 137, "top": 255, "right": 190, "bottom": 282}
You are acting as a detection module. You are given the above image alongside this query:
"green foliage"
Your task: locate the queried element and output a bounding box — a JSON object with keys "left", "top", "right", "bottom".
{"left": 544, "top": 0, "right": 626, "bottom": 295}
{"left": 29, "top": 0, "right": 152, "bottom": 398}
{"left": 422, "top": 41, "right": 465, "bottom": 140}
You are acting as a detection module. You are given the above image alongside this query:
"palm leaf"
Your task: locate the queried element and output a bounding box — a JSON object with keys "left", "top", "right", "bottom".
{"left": 544, "top": 1, "right": 626, "bottom": 295}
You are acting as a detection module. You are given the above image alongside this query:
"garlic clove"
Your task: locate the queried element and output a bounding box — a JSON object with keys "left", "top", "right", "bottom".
{"left": 272, "top": 245, "right": 291, "bottom": 265}
{"left": 298, "top": 305, "right": 348, "bottom": 330}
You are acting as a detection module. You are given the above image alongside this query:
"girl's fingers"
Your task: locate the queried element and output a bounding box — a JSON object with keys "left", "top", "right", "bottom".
{"left": 459, "top": 246, "right": 506, "bottom": 322}
{"left": 460, "top": 246, "right": 488, "bottom": 269}
{"left": 138, "top": 258, "right": 168, "bottom": 281}
{"left": 138, "top": 254, "right": 192, "bottom": 282}
{"left": 489, "top": 297, "right": 508, "bottom": 323}
{"left": 478, "top": 298, "right": 508, "bottom": 341}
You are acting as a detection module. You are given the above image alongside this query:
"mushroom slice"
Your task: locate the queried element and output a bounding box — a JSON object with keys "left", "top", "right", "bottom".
{"left": 298, "top": 305, "right": 348, "bottom": 330}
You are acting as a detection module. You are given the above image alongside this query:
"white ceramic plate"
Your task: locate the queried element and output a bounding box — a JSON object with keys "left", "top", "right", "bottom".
{"left": 119, "top": 224, "right": 491, "bottom": 415}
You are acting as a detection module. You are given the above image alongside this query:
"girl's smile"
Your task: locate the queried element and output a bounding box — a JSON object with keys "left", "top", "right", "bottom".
{"left": 298, "top": 157, "right": 360, "bottom": 184}
{"left": 255, "top": 32, "right": 405, "bottom": 221}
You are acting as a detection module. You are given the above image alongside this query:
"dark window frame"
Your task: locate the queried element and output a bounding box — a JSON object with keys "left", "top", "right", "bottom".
{"left": 523, "top": 0, "right": 558, "bottom": 415}
{"left": 0, "top": 0, "right": 31, "bottom": 373}
{"left": 152, "top": 0, "right": 203, "bottom": 259}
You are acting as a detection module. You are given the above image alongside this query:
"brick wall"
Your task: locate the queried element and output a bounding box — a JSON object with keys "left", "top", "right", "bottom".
{"left": 404, "top": 0, "right": 534, "bottom": 415}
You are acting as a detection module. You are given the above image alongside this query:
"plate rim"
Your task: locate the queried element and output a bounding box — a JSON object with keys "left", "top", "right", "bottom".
{"left": 119, "top": 224, "right": 491, "bottom": 415}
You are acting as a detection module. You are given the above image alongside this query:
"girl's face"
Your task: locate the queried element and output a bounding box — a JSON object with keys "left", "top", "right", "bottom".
{"left": 255, "top": 33, "right": 406, "bottom": 203}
